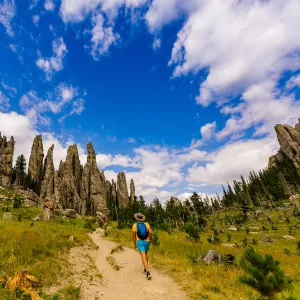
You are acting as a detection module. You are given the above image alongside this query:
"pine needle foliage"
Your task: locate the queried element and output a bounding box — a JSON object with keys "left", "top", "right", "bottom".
{"left": 239, "top": 246, "right": 289, "bottom": 298}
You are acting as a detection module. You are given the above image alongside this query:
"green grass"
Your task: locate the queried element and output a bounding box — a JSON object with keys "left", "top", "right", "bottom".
{"left": 106, "top": 208, "right": 300, "bottom": 299}
{"left": 0, "top": 191, "right": 94, "bottom": 299}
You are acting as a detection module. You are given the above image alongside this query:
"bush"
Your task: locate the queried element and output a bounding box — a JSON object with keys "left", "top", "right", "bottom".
{"left": 227, "top": 233, "right": 232, "bottom": 242}
{"left": 297, "top": 240, "right": 300, "bottom": 252}
{"left": 152, "top": 231, "right": 160, "bottom": 247}
{"left": 84, "top": 219, "right": 95, "bottom": 231}
{"left": 207, "top": 229, "right": 221, "bottom": 244}
{"left": 239, "top": 246, "right": 289, "bottom": 297}
{"left": 185, "top": 224, "right": 200, "bottom": 242}
{"left": 13, "top": 197, "right": 22, "bottom": 209}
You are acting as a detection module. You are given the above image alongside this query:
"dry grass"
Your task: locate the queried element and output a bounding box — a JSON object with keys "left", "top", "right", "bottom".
{"left": 106, "top": 255, "right": 121, "bottom": 270}
{"left": 110, "top": 244, "right": 124, "bottom": 255}
{"left": 106, "top": 208, "right": 300, "bottom": 299}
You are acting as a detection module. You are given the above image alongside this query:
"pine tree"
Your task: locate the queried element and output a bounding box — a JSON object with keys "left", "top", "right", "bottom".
{"left": 14, "top": 154, "right": 27, "bottom": 188}
{"left": 240, "top": 247, "right": 289, "bottom": 298}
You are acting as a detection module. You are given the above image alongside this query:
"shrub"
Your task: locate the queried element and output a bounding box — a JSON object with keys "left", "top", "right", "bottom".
{"left": 207, "top": 229, "right": 221, "bottom": 244}
{"left": 84, "top": 219, "right": 95, "bottom": 231}
{"left": 13, "top": 197, "right": 22, "bottom": 209}
{"left": 239, "top": 246, "right": 289, "bottom": 297}
{"left": 227, "top": 233, "right": 232, "bottom": 242}
{"left": 185, "top": 224, "right": 200, "bottom": 242}
{"left": 296, "top": 240, "right": 300, "bottom": 252}
{"left": 152, "top": 231, "right": 160, "bottom": 247}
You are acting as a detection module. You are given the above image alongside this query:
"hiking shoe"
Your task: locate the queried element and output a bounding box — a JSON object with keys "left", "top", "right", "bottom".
{"left": 144, "top": 268, "right": 147, "bottom": 273}
{"left": 146, "top": 271, "right": 152, "bottom": 280}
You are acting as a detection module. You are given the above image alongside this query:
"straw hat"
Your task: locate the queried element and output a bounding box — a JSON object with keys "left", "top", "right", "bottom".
{"left": 134, "top": 212, "right": 146, "bottom": 222}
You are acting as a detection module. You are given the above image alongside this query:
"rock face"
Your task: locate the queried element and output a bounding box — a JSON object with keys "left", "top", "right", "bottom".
{"left": 96, "top": 204, "right": 110, "bottom": 228}
{"left": 15, "top": 189, "right": 40, "bottom": 207}
{"left": 60, "top": 145, "right": 82, "bottom": 212}
{"left": 272, "top": 121, "right": 300, "bottom": 169}
{"left": 117, "top": 172, "right": 129, "bottom": 208}
{"left": 130, "top": 179, "right": 135, "bottom": 204}
{"left": 40, "top": 145, "right": 55, "bottom": 199}
{"left": 28, "top": 135, "right": 44, "bottom": 192}
{"left": 268, "top": 150, "right": 284, "bottom": 168}
{"left": 0, "top": 133, "right": 14, "bottom": 187}
{"left": 111, "top": 179, "right": 117, "bottom": 204}
{"left": 81, "top": 142, "right": 107, "bottom": 216}
{"left": 170, "top": 196, "right": 181, "bottom": 207}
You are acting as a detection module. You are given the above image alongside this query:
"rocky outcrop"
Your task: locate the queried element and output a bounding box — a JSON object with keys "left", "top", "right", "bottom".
{"left": 170, "top": 196, "right": 181, "bottom": 207}
{"left": 130, "top": 179, "right": 135, "bottom": 204}
{"left": 96, "top": 204, "right": 110, "bottom": 228}
{"left": 81, "top": 142, "right": 107, "bottom": 216}
{"left": 106, "top": 180, "right": 111, "bottom": 200}
{"left": 0, "top": 133, "right": 14, "bottom": 187}
{"left": 28, "top": 135, "right": 44, "bottom": 192}
{"left": 273, "top": 121, "right": 300, "bottom": 169}
{"left": 40, "top": 145, "right": 55, "bottom": 199}
{"left": 43, "top": 197, "right": 55, "bottom": 221}
{"left": 15, "top": 189, "right": 40, "bottom": 207}
{"left": 59, "top": 145, "right": 82, "bottom": 212}
{"left": 111, "top": 179, "right": 117, "bottom": 204}
{"left": 268, "top": 150, "right": 284, "bottom": 168}
{"left": 117, "top": 172, "right": 129, "bottom": 208}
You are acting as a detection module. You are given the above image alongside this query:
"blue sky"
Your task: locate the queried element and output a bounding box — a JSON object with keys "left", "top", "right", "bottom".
{"left": 0, "top": 0, "right": 300, "bottom": 202}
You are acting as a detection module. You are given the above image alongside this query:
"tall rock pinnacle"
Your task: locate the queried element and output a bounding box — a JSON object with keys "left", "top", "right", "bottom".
{"left": 60, "top": 144, "right": 82, "bottom": 212}
{"left": 28, "top": 135, "right": 44, "bottom": 193}
{"left": 130, "top": 178, "right": 135, "bottom": 204}
{"left": 0, "top": 133, "right": 14, "bottom": 187}
{"left": 40, "top": 145, "right": 55, "bottom": 198}
{"left": 81, "top": 142, "right": 107, "bottom": 215}
{"left": 117, "top": 171, "right": 129, "bottom": 208}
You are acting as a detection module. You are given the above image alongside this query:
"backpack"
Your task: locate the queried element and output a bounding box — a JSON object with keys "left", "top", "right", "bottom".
{"left": 136, "top": 222, "right": 149, "bottom": 240}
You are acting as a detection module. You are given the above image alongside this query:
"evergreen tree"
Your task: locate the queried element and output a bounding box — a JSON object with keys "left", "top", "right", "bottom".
{"left": 240, "top": 247, "right": 289, "bottom": 297}
{"left": 14, "top": 154, "right": 27, "bottom": 188}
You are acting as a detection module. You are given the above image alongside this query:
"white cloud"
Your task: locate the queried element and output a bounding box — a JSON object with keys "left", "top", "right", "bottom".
{"left": 0, "top": 0, "right": 15, "bottom": 36}
{"left": 90, "top": 13, "right": 119, "bottom": 59}
{"left": 36, "top": 37, "right": 67, "bottom": 80}
{"left": 0, "top": 91, "right": 10, "bottom": 111}
{"left": 127, "top": 138, "right": 136, "bottom": 144}
{"left": 217, "top": 80, "right": 300, "bottom": 139}
{"left": 60, "top": 0, "right": 147, "bottom": 22}
{"left": 44, "top": 0, "right": 55, "bottom": 11}
{"left": 9, "top": 44, "right": 17, "bottom": 52}
{"left": 168, "top": 0, "right": 300, "bottom": 107}
{"left": 33, "top": 15, "right": 40, "bottom": 25}
{"left": 187, "top": 137, "right": 278, "bottom": 186}
{"left": 286, "top": 74, "right": 300, "bottom": 90}
{"left": 29, "top": 0, "right": 40, "bottom": 10}
{"left": 0, "top": 111, "right": 87, "bottom": 170}
{"left": 152, "top": 38, "right": 161, "bottom": 50}
{"left": 1, "top": 82, "right": 17, "bottom": 94}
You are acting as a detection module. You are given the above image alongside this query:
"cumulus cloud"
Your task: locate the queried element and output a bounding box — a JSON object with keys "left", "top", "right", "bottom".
{"left": 168, "top": 0, "right": 300, "bottom": 106}
{"left": 90, "top": 13, "right": 119, "bottom": 60}
{"left": 60, "top": 0, "right": 147, "bottom": 22}
{"left": 187, "top": 137, "right": 278, "bottom": 186}
{"left": 217, "top": 80, "right": 300, "bottom": 139}
{"left": 36, "top": 37, "right": 67, "bottom": 80}
{"left": 33, "top": 15, "right": 40, "bottom": 25}
{"left": 0, "top": 0, "right": 15, "bottom": 36}
{"left": 286, "top": 74, "right": 300, "bottom": 90}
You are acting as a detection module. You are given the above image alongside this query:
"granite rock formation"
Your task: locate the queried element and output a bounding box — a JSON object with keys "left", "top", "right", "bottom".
{"left": 81, "top": 142, "right": 107, "bottom": 216}
{"left": 170, "top": 196, "right": 181, "bottom": 207}
{"left": 117, "top": 172, "right": 129, "bottom": 208}
{"left": 60, "top": 145, "right": 82, "bottom": 212}
{"left": 111, "top": 179, "right": 117, "bottom": 204}
{"left": 40, "top": 145, "right": 55, "bottom": 198}
{"left": 28, "top": 135, "right": 44, "bottom": 192}
{"left": 0, "top": 133, "right": 14, "bottom": 187}
{"left": 130, "top": 178, "right": 135, "bottom": 204}
{"left": 269, "top": 119, "right": 300, "bottom": 169}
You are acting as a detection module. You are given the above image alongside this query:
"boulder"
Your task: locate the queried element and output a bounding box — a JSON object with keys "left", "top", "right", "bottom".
{"left": 117, "top": 172, "right": 129, "bottom": 208}
{"left": 15, "top": 189, "right": 40, "bottom": 207}
{"left": 0, "top": 133, "right": 14, "bottom": 187}
{"left": 43, "top": 208, "right": 54, "bottom": 221}
{"left": 96, "top": 204, "right": 110, "bottom": 228}
{"left": 2, "top": 212, "right": 13, "bottom": 219}
{"left": 221, "top": 244, "right": 236, "bottom": 248}
{"left": 63, "top": 209, "right": 76, "bottom": 219}
{"left": 228, "top": 226, "right": 238, "bottom": 231}
{"left": 289, "top": 194, "right": 300, "bottom": 201}
{"left": 282, "top": 235, "right": 296, "bottom": 240}
{"left": 28, "top": 135, "right": 44, "bottom": 193}
{"left": 44, "top": 197, "right": 54, "bottom": 210}
{"left": 33, "top": 215, "right": 41, "bottom": 221}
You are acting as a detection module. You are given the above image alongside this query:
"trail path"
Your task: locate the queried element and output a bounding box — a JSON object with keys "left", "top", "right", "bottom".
{"left": 74, "top": 229, "right": 189, "bottom": 300}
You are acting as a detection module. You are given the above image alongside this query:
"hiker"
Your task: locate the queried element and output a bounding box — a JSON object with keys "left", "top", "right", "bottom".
{"left": 132, "top": 212, "right": 153, "bottom": 280}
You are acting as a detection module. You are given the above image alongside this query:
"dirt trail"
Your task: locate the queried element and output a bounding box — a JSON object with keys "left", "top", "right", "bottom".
{"left": 72, "top": 229, "right": 189, "bottom": 300}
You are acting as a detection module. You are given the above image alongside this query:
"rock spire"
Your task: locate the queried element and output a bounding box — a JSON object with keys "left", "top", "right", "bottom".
{"left": 28, "top": 135, "right": 44, "bottom": 192}
{"left": 0, "top": 133, "right": 14, "bottom": 187}
{"left": 130, "top": 178, "right": 135, "bottom": 204}
{"left": 40, "top": 145, "right": 55, "bottom": 198}
{"left": 117, "top": 171, "right": 129, "bottom": 208}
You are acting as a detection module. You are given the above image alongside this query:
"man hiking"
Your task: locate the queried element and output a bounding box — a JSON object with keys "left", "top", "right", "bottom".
{"left": 132, "top": 212, "right": 152, "bottom": 280}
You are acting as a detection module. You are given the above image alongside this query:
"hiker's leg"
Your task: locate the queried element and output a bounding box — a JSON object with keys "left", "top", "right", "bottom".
{"left": 140, "top": 251, "right": 149, "bottom": 272}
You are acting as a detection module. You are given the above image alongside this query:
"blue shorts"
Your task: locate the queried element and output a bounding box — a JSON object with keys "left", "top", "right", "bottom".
{"left": 137, "top": 240, "right": 150, "bottom": 252}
